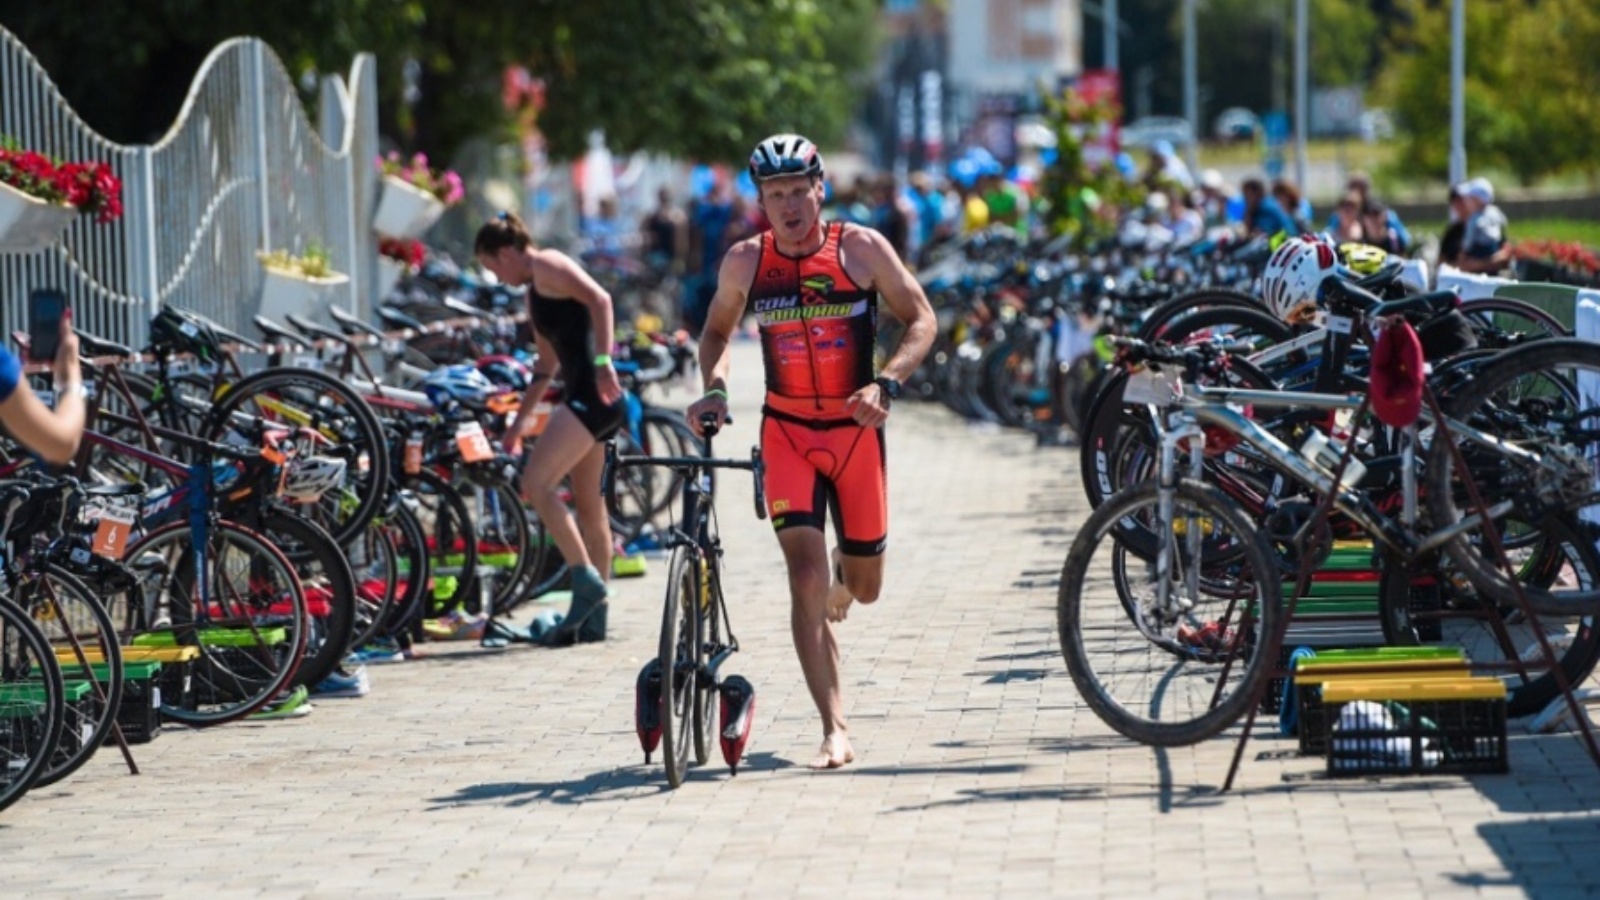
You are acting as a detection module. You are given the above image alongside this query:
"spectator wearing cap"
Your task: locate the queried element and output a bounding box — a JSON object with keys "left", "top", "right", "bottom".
{"left": 1438, "top": 184, "right": 1468, "bottom": 265}
{"left": 1325, "top": 170, "right": 1411, "bottom": 254}
{"left": 1450, "top": 177, "right": 1511, "bottom": 274}
{"left": 1241, "top": 177, "right": 1298, "bottom": 239}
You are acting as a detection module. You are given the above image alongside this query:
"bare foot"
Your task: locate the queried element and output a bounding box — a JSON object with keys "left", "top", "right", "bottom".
{"left": 808, "top": 732, "right": 855, "bottom": 770}
{"left": 827, "top": 549, "right": 853, "bottom": 623}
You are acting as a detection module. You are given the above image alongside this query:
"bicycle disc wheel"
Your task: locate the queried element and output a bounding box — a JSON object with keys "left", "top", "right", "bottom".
{"left": 0, "top": 597, "right": 64, "bottom": 813}
{"left": 20, "top": 565, "right": 123, "bottom": 788}
{"left": 126, "top": 520, "right": 308, "bottom": 726}
{"left": 659, "top": 547, "right": 698, "bottom": 787}
{"left": 1058, "top": 479, "right": 1282, "bottom": 747}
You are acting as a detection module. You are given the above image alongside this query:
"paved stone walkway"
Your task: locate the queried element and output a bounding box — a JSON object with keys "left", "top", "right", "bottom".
{"left": 4, "top": 340, "right": 1600, "bottom": 898}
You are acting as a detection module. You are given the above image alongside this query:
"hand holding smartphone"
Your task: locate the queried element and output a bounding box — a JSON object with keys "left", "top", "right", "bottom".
{"left": 27, "top": 289, "right": 68, "bottom": 363}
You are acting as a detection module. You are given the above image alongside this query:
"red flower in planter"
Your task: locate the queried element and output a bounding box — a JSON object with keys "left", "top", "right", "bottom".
{"left": 0, "top": 138, "right": 123, "bottom": 224}
{"left": 378, "top": 236, "right": 426, "bottom": 268}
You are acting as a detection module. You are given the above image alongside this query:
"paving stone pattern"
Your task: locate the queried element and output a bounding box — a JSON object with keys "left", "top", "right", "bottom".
{"left": 3, "top": 341, "right": 1599, "bottom": 898}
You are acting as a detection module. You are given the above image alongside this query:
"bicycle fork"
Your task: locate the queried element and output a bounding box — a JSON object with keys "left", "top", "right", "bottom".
{"left": 1155, "top": 411, "right": 1207, "bottom": 618}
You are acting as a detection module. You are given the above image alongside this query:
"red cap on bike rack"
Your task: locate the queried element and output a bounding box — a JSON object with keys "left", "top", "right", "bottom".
{"left": 1370, "top": 317, "right": 1425, "bottom": 429}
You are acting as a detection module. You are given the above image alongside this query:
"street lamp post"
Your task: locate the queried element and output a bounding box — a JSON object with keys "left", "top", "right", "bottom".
{"left": 1104, "top": 0, "right": 1118, "bottom": 73}
{"left": 1449, "top": 0, "right": 1466, "bottom": 184}
{"left": 1183, "top": 0, "right": 1198, "bottom": 175}
{"left": 1294, "top": 0, "right": 1308, "bottom": 193}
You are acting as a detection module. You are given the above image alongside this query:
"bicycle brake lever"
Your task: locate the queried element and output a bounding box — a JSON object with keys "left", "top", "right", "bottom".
{"left": 600, "top": 440, "right": 618, "bottom": 499}
{"left": 751, "top": 447, "right": 767, "bottom": 521}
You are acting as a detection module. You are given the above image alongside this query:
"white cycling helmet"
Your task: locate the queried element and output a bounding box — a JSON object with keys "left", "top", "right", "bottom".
{"left": 748, "top": 133, "right": 825, "bottom": 183}
{"left": 421, "top": 364, "right": 495, "bottom": 408}
{"left": 279, "top": 455, "right": 348, "bottom": 504}
{"left": 1260, "top": 234, "right": 1340, "bottom": 323}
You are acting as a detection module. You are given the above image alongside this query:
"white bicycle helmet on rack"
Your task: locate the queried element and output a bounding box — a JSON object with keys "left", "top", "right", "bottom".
{"left": 279, "top": 455, "right": 348, "bottom": 504}
{"left": 1260, "top": 234, "right": 1340, "bottom": 324}
{"left": 420, "top": 364, "right": 495, "bottom": 408}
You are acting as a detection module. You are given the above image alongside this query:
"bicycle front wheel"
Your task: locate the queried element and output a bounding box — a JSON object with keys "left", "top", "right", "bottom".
{"left": 1058, "top": 479, "right": 1282, "bottom": 747}
{"left": 126, "top": 520, "right": 308, "bottom": 726}
{"left": 659, "top": 547, "right": 700, "bottom": 788}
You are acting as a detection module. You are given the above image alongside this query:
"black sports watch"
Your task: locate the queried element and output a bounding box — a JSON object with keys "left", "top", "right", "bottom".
{"left": 873, "top": 376, "right": 902, "bottom": 402}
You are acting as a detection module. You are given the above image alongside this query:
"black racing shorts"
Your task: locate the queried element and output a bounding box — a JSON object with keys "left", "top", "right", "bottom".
{"left": 565, "top": 391, "right": 625, "bottom": 441}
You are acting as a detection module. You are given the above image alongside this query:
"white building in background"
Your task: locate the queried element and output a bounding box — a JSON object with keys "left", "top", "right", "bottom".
{"left": 945, "top": 0, "right": 1082, "bottom": 163}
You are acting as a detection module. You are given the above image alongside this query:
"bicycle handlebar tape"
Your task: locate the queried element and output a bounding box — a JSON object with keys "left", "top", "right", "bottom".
{"left": 718, "top": 675, "right": 757, "bottom": 775}
{"left": 1369, "top": 317, "right": 1425, "bottom": 429}
{"left": 634, "top": 659, "right": 664, "bottom": 762}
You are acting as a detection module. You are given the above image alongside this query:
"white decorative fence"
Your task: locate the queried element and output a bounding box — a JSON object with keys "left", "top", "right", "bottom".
{"left": 0, "top": 27, "right": 377, "bottom": 347}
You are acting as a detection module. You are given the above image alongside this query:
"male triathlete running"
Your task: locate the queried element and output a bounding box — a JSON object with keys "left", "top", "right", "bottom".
{"left": 687, "top": 134, "right": 935, "bottom": 770}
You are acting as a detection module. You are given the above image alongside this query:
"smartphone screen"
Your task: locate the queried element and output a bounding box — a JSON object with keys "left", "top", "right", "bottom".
{"left": 28, "top": 289, "right": 67, "bottom": 363}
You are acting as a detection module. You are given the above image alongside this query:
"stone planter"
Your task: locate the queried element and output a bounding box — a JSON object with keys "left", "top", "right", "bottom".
{"left": 375, "top": 256, "right": 406, "bottom": 301}
{"left": 373, "top": 174, "right": 445, "bottom": 239}
{"left": 0, "top": 180, "right": 78, "bottom": 254}
{"left": 259, "top": 264, "right": 350, "bottom": 325}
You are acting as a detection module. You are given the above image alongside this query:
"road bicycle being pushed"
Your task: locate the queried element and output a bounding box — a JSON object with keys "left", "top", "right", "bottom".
{"left": 605, "top": 414, "right": 764, "bottom": 788}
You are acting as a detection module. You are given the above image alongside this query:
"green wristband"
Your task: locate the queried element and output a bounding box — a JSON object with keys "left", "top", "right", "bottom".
{"left": 703, "top": 388, "right": 728, "bottom": 400}
{"left": 593, "top": 353, "right": 613, "bottom": 366}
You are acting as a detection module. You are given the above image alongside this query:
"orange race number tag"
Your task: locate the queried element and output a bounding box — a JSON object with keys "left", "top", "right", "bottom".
{"left": 89, "top": 505, "right": 137, "bottom": 559}
{"left": 526, "top": 402, "right": 553, "bottom": 437}
{"left": 403, "top": 435, "right": 424, "bottom": 475}
{"left": 456, "top": 422, "right": 493, "bottom": 463}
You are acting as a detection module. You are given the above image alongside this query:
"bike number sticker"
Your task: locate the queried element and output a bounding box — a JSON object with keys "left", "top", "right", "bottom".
{"left": 1122, "top": 367, "right": 1182, "bottom": 406}
{"left": 403, "top": 436, "right": 424, "bottom": 474}
{"left": 292, "top": 355, "right": 324, "bottom": 371}
{"left": 456, "top": 422, "right": 493, "bottom": 462}
{"left": 89, "top": 505, "right": 137, "bottom": 559}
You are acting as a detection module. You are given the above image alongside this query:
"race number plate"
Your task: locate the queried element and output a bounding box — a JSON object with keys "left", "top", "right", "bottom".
{"left": 88, "top": 504, "right": 137, "bottom": 559}
{"left": 1122, "top": 366, "right": 1183, "bottom": 406}
{"left": 455, "top": 422, "right": 493, "bottom": 463}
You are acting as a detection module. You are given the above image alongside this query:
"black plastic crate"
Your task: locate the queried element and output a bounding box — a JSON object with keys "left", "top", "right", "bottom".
{"left": 1324, "top": 690, "right": 1508, "bottom": 777}
{"left": 117, "top": 661, "right": 164, "bottom": 744}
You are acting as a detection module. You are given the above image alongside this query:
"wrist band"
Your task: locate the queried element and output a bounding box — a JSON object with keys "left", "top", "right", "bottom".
{"left": 593, "top": 353, "right": 613, "bottom": 366}
{"left": 703, "top": 388, "right": 728, "bottom": 400}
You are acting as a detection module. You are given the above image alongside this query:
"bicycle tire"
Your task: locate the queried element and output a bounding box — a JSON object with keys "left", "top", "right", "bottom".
{"left": 0, "top": 596, "right": 64, "bottom": 813}
{"left": 344, "top": 508, "right": 402, "bottom": 651}
{"left": 401, "top": 468, "right": 479, "bottom": 615}
{"left": 659, "top": 547, "right": 698, "bottom": 788}
{"left": 254, "top": 509, "right": 356, "bottom": 690}
{"left": 379, "top": 497, "right": 432, "bottom": 638}
{"left": 124, "top": 519, "right": 308, "bottom": 726}
{"left": 1136, "top": 288, "right": 1266, "bottom": 341}
{"left": 1425, "top": 338, "right": 1600, "bottom": 614}
{"left": 205, "top": 367, "right": 391, "bottom": 548}
{"left": 21, "top": 565, "right": 124, "bottom": 788}
{"left": 1058, "top": 479, "right": 1283, "bottom": 747}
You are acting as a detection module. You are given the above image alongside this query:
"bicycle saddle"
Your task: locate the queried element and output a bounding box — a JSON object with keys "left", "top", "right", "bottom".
{"left": 286, "top": 313, "right": 349, "bottom": 345}
{"left": 442, "top": 296, "right": 490, "bottom": 320}
{"left": 329, "top": 305, "right": 387, "bottom": 340}
{"left": 202, "top": 319, "right": 262, "bottom": 353}
{"left": 253, "top": 316, "right": 314, "bottom": 350}
{"left": 74, "top": 329, "right": 136, "bottom": 359}
{"left": 376, "top": 306, "right": 425, "bottom": 332}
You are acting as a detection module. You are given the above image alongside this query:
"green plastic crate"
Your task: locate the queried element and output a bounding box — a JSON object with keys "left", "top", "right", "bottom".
{"left": 133, "top": 627, "right": 288, "bottom": 649}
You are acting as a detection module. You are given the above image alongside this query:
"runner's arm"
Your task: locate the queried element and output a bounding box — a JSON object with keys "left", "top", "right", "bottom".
{"left": 849, "top": 227, "right": 935, "bottom": 384}
{"left": 697, "top": 241, "right": 758, "bottom": 397}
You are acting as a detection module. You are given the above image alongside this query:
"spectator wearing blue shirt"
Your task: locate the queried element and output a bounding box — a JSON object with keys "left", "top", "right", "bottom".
{"left": 1241, "top": 178, "right": 1298, "bottom": 238}
{"left": 0, "top": 312, "right": 85, "bottom": 465}
{"left": 1271, "top": 179, "right": 1314, "bottom": 234}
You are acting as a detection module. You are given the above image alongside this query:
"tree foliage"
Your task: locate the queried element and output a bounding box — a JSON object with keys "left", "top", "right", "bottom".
{"left": 1377, "top": 0, "right": 1600, "bottom": 184}
{"left": 0, "top": 0, "right": 877, "bottom": 166}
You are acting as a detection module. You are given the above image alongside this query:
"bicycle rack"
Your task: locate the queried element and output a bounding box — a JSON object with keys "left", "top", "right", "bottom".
{"left": 1222, "top": 386, "right": 1600, "bottom": 791}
